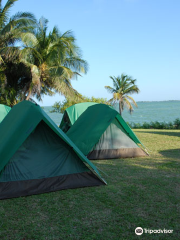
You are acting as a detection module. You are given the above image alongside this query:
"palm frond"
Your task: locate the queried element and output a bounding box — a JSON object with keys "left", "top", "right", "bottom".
{"left": 20, "top": 47, "right": 43, "bottom": 65}
{"left": 111, "top": 76, "right": 120, "bottom": 90}
{"left": 123, "top": 97, "right": 134, "bottom": 114}
{"left": 0, "top": 45, "right": 20, "bottom": 61}
{"left": 123, "top": 85, "right": 140, "bottom": 95}
{"left": 104, "top": 85, "right": 115, "bottom": 94}
{"left": 0, "top": 0, "right": 17, "bottom": 27}
{"left": 20, "top": 32, "right": 38, "bottom": 47}
{"left": 126, "top": 95, "right": 138, "bottom": 107}
{"left": 53, "top": 77, "right": 79, "bottom": 99}
{"left": 63, "top": 56, "right": 88, "bottom": 74}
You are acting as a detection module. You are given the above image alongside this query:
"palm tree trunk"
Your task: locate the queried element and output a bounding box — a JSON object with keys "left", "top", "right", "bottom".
{"left": 26, "top": 90, "right": 31, "bottom": 100}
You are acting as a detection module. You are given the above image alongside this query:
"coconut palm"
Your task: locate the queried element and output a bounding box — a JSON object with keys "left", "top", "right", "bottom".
{"left": 0, "top": 0, "right": 37, "bottom": 105}
{"left": 20, "top": 17, "right": 88, "bottom": 101}
{"left": 105, "top": 74, "right": 140, "bottom": 115}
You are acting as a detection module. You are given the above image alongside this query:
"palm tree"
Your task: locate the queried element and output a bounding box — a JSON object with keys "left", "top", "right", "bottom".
{"left": 105, "top": 74, "right": 140, "bottom": 115}
{"left": 0, "top": 0, "right": 36, "bottom": 105}
{"left": 20, "top": 17, "right": 88, "bottom": 101}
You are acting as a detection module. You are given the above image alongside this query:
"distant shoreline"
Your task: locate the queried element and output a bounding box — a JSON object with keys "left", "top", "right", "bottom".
{"left": 136, "top": 100, "right": 180, "bottom": 103}
{"left": 41, "top": 99, "right": 180, "bottom": 107}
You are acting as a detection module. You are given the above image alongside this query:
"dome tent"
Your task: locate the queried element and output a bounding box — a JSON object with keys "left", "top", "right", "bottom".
{"left": 60, "top": 102, "right": 97, "bottom": 132}
{"left": 0, "top": 104, "right": 11, "bottom": 123}
{"left": 67, "top": 104, "right": 148, "bottom": 160}
{"left": 0, "top": 101, "right": 106, "bottom": 200}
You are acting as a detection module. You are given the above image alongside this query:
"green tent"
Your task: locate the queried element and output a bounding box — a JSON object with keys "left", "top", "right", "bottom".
{"left": 0, "top": 104, "right": 11, "bottom": 123}
{"left": 67, "top": 104, "right": 148, "bottom": 160}
{"left": 0, "top": 101, "right": 106, "bottom": 200}
{"left": 60, "top": 102, "right": 97, "bottom": 132}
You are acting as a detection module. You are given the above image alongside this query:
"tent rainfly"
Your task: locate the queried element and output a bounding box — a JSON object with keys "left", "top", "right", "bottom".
{"left": 67, "top": 104, "right": 148, "bottom": 160}
{"left": 0, "top": 101, "right": 106, "bottom": 200}
{"left": 60, "top": 102, "right": 97, "bottom": 132}
{"left": 0, "top": 104, "right": 11, "bottom": 123}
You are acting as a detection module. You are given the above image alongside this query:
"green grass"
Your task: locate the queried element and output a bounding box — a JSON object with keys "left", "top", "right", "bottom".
{"left": 1, "top": 129, "right": 180, "bottom": 240}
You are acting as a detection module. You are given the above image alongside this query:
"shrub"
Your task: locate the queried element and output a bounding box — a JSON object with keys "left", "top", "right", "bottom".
{"left": 174, "top": 118, "right": 180, "bottom": 129}
{"left": 128, "top": 118, "right": 180, "bottom": 129}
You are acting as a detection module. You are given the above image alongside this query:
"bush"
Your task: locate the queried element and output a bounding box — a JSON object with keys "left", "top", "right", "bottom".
{"left": 50, "top": 96, "right": 110, "bottom": 113}
{"left": 142, "top": 122, "right": 150, "bottom": 129}
{"left": 128, "top": 118, "right": 180, "bottom": 130}
{"left": 174, "top": 118, "right": 180, "bottom": 129}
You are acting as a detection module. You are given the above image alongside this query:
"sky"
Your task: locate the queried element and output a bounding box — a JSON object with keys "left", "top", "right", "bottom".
{"left": 5, "top": 0, "right": 180, "bottom": 106}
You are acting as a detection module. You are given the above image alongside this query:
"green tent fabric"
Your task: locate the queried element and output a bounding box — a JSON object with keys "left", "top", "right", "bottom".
{"left": 67, "top": 104, "right": 148, "bottom": 159}
{"left": 60, "top": 102, "right": 97, "bottom": 132}
{"left": 0, "top": 101, "right": 106, "bottom": 199}
{"left": 0, "top": 104, "right": 11, "bottom": 123}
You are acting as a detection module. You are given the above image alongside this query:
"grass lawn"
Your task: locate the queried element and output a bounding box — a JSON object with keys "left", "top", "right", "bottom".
{"left": 1, "top": 129, "right": 180, "bottom": 240}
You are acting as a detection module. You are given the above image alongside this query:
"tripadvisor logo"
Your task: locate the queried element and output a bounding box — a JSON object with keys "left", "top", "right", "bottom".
{"left": 135, "top": 227, "right": 143, "bottom": 235}
{"left": 135, "top": 227, "right": 173, "bottom": 235}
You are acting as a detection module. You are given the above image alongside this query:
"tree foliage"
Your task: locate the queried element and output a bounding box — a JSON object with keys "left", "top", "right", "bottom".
{"left": 105, "top": 74, "right": 140, "bottom": 115}
{"left": 0, "top": 0, "right": 37, "bottom": 106}
{"left": 20, "top": 17, "right": 88, "bottom": 101}
{"left": 0, "top": 1, "right": 88, "bottom": 106}
{"left": 50, "top": 95, "right": 110, "bottom": 113}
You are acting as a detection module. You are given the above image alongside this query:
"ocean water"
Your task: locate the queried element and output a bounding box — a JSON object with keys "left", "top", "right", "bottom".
{"left": 43, "top": 101, "right": 180, "bottom": 126}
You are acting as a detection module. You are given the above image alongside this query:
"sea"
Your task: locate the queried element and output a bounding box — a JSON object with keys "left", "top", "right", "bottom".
{"left": 43, "top": 101, "right": 180, "bottom": 126}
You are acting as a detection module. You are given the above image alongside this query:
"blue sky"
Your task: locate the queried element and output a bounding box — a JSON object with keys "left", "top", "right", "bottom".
{"left": 6, "top": 0, "right": 180, "bottom": 106}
